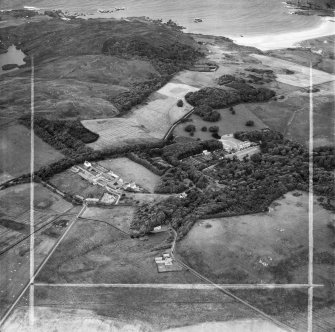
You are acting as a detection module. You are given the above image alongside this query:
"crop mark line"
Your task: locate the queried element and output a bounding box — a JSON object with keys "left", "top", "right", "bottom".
{"left": 33, "top": 283, "right": 324, "bottom": 290}
{"left": 29, "top": 55, "right": 35, "bottom": 328}
{"left": 0, "top": 205, "right": 87, "bottom": 329}
{"left": 308, "top": 62, "right": 314, "bottom": 332}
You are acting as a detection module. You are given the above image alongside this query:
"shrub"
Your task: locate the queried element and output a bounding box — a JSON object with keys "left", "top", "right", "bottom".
{"left": 185, "top": 124, "right": 196, "bottom": 132}
{"left": 245, "top": 120, "right": 255, "bottom": 127}
{"left": 212, "top": 132, "right": 221, "bottom": 139}
{"left": 209, "top": 126, "right": 219, "bottom": 133}
{"left": 177, "top": 99, "right": 184, "bottom": 107}
{"left": 201, "top": 126, "right": 207, "bottom": 132}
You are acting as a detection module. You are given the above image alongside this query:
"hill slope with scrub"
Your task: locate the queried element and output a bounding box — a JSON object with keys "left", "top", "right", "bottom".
{"left": 0, "top": 17, "right": 201, "bottom": 120}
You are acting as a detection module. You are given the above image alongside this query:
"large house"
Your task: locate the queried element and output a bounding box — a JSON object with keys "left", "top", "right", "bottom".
{"left": 220, "top": 134, "right": 252, "bottom": 152}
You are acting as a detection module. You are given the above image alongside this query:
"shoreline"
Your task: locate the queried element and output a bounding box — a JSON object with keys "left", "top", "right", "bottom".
{"left": 230, "top": 17, "right": 335, "bottom": 51}
{"left": 0, "top": 8, "right": 334, "bottom": 52}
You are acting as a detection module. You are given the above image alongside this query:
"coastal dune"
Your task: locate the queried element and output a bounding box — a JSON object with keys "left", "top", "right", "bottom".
{"left": 232, "top": 17, "right": 335, "bottom": 51}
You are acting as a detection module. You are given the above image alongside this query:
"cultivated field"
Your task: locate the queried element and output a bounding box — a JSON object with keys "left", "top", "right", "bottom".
{"left": 82, "top": 82, "right": 199, "bottom": 149}
{"left": 174, "top": 103, "right": 267, "bottom": 141}
{"left": 82, "top": 118, "right": 156, "bottom": 150}
{"left": 0, "top": 124, "right": 64, "bottom": 183}
{"left": 99, "top": 158, "right": 160, "bottom": 193}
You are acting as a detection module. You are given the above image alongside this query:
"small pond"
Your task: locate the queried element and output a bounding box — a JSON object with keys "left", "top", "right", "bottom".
{"left": 0, "top": 44, "right": 26, "bottom": 74}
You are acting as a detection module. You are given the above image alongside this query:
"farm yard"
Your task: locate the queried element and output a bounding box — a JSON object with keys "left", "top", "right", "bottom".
{"left": 0, "top": 124, "right": 64, "bottom": 184}
{"left": 99, "top": 158, "right": 161, "bottom": 193}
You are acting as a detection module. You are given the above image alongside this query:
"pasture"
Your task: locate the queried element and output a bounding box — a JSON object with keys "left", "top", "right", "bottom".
{"left": 3, "top": 287, "right": 260, "bottom": 332}
{"left": 247, "top": 85, "right": 335, "bottom": 146}
{"left": 251, "top": 54, "right": 335, "bottom": 87}
{"left": 0, "top": 183, "right": 72, "bottom": 253}
{"left": 81, "top": 205, "right": 136, "bottom": 233}
{"left": 177, "top": 191, "right": 334, "bottom": 297}
{"left": 174, "top": 103, "right": 267, "bottom": 141}
{"left": 0, "top": 124, "right": 64, "bottom": 184}
{"left": 36, "top": 218, "right": 199, "bottom": 284}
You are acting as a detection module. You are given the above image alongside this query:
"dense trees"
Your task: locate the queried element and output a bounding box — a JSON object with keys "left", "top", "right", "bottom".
{"left": 194, "top": 105, "right": 221, "bottom": 122}
{"left": 19, "top": 116, "right": 99, "bottom": 158}
{"left": 185, "top": 85, "right": 275, "bottom": 110}
{"left": 131, "top": 129, "right": 335, "bottom": 238}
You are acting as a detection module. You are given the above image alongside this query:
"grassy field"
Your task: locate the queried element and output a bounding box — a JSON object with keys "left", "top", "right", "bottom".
{"left": 99, "top": 158, "right": 161, "bottom": 193}
{"left": 174, "top": 103, "right": 267, "bottom": 141}
{"left": 267, "top": 35, "right": 335, "bottom": 74}
{"left": 49, "top": 169, "right": 106, "bottom": 199}
{"left": 3, "top": 286, "right": 263, "bottom": 332}
{"left": 0, "top": 124, "right": 64, "bottom": 183}
{"left": 177, "top": 192, "right": 334, "bottom": 329}
{"left": 0, "top": 183, "right": 72, "bottom": 253}
{"left": 81, "top": 205, "right": 136, "bottom": 233}
{"left": 246, "top": 85, "right": 335, "bottom": 146}
{"left": 0, "top": 203, "right": 80, "bottom": 319}
{"left": 36, "top": 218, "right": 200, "bottom": 284}
{"left": 251, "top": 54, "right": 335, "bottom": 87}
{"left": 178, "top": 192, "right": 334, "bottom": 286}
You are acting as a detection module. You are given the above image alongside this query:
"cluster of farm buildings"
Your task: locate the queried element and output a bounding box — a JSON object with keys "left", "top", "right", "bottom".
{"left": 71, "top": 161, "right": 143, "bottom": 205}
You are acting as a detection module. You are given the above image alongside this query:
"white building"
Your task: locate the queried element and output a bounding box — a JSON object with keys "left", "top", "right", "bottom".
{"left": 84, "top": 161, "right": 92, "bottom": 168}
{"left": 179, "top": 192, "right": 187, "bottom": 199}
{"left": 202, "top": 150, "right": 211, "bottom": 156}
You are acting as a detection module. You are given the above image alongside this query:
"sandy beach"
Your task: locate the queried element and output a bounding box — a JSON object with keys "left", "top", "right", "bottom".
{"left": 231, "top": 17, "right": 335, "bottom": 50}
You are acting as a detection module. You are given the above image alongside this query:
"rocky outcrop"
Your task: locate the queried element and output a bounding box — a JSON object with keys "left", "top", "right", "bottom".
{"left": 287, "top": 0, "right": 335, "bottom": 11}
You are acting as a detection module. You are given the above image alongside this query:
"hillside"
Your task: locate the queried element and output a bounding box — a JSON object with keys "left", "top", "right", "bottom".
{"left": 0, "top": 16, "right": 201, "bottom": 120}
